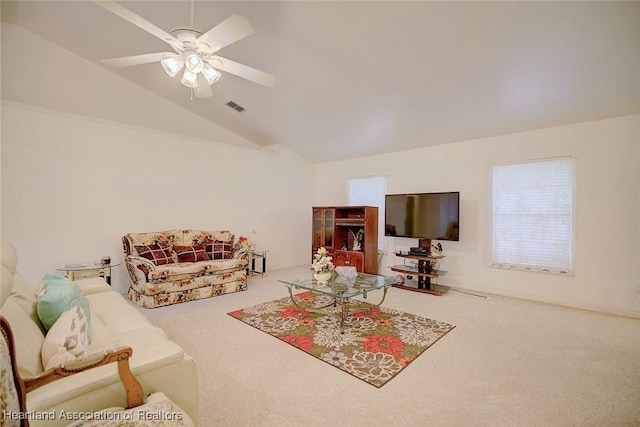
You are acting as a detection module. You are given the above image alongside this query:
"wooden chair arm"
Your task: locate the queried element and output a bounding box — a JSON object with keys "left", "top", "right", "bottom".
{"left": 24, "top": 346, "right": 144, "bottom": 409}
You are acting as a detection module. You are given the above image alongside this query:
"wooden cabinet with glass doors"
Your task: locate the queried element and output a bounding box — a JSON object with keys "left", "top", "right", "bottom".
{"left": 312, "top": 206, "right": 378, "bottom": 275}
{"left": 312, "top": 208, "right": 335, "bottom": 254}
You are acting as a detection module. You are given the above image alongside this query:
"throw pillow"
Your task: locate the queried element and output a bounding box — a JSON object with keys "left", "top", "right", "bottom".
{"left": 174, "top": 244, "right": 210, "bottom": 263}
{"left": 36, "top": 274, "right": 92, "bottom": 343}
{"left": 206, "top": 241, "right": 233, "bottom": 260}
{"left": 135, "top": 244, "right": 175, "bottom": 266}
{"left": 40, "top": 306, "right": 90, "bottom": 371}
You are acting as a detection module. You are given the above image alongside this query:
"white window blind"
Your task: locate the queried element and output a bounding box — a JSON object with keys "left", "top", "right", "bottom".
{"left": 347, "top": 176, "right": 387, "bottom": 250}
{"left": 491, "top": 157, "right": 575, "bottom": 274}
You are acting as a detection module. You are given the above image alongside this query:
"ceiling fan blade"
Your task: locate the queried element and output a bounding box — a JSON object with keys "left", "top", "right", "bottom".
{"left": 194, "top": 76, "right": 213, "bottom": 99}
{"left": 196, "top": 14, "right": 255, "bottom": 54}
{"left": 208, "top": 56, "right": 277, "bottom": 87}
{"left": 102, "top": 52, "right": 173, "bottom": 68}
{"left": 93, "top": 0, "right": 181, "bottom": 50}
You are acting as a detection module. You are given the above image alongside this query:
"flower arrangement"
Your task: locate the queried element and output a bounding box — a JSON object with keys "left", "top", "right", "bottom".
{"left": 311, "top": 247, "right": 334, "bottom": 273}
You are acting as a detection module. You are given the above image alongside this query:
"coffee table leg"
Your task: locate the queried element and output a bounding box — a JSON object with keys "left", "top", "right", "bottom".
{"left": 340, "top": 299, "right": 350, "bottom": 334}
{"left": 286, "top": 286, "right": 334, "bottom": 311}
{"left": 370, "top": 287, "right": 389, "bottom": 309}
{"left": 285, "top": 286, "right": 390, "bottom": 334}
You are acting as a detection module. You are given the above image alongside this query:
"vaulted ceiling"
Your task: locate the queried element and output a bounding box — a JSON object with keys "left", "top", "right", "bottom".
{"left": 2, "top": 1, "right": 639, "bottom": 163}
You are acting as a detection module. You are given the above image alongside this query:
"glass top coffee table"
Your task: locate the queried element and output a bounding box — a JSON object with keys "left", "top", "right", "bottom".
{"left": 278, "top": 272, "right": 398, "bottom": 333}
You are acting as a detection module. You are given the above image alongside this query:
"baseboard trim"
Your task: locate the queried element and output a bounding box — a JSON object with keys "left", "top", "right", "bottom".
{"left": 458, "top": 286, "right": 640, "bottom": 320}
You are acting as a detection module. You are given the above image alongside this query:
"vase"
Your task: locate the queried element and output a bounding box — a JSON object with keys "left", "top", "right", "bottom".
{"left": 313, "top": 271, "right": 332, "bottom": 284}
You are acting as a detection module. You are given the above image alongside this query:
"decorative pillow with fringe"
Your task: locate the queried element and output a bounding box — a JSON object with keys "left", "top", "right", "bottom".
{"left": 41, "top": 305, "right": 89, "bottom": 370}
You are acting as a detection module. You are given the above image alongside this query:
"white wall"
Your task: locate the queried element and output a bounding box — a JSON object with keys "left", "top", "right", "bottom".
{"left": 1, "top": 23, "right": 314, "bottom": 294}
{"left": 2, "top": 22, "right": 638, "bottom": 316}
{"left": 1, "top": 102, "right": 314, "bottom": 293}
{"left": 315, "top": 115, "right": 640, "bottom": 317}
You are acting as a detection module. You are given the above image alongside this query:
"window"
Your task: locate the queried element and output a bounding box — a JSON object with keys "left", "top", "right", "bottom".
{"left": 347, "top": 176, "right": 387, "bottom": 250}
{"left": 490, "top": 157, "right": 575, "bottom": 274}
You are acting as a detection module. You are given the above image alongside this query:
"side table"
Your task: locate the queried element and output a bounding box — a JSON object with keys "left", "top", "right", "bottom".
{"left": 55, "top": 261, "right": 121, "bottom": 285}
{"left": 249, "top": 250, "right": 268, "bottom": 276}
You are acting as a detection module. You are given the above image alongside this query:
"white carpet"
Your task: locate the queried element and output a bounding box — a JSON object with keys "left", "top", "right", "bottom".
{"left": 137, "top": 265, "right": 640, "bottom": 426}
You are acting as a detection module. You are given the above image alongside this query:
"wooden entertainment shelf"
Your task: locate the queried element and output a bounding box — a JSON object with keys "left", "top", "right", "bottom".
{"left": 312, "top": 206, "right": 378, "bottom": 275}
{"left": 390, "top": 252, "right": 450, "bottom": 296}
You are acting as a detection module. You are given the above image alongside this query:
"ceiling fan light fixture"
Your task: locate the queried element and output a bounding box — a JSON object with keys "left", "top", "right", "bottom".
{"left": 185, "top": 52, "right": 204, "bottom": 74}
{"left": 202, "top": 63, "right": 221, "bottom": 85}
{"left": 160, "top": 54, "right": 184, "bottom": 77}
{"left": 97, "top": 2, "right": 276, "bottom": 98}
{"left": 181, "top": 69, "right": 198, "bottom": 88}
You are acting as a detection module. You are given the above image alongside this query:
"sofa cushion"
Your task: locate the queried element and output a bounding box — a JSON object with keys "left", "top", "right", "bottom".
{"left": 41, "top": 306, "right": 90, "bottom": 370}
{"left": 75, "top": 277, "right": 111, "bottom": 296}
{"left": 183, "top": 230, "right": 233, "bottom": 246}
{"left": 174, "top": 244, "right": 209, "bottom": 263}
{"left": 86, "top": 292, "right": 152, "bottom": 335}
{"left": 84, "top": 292, "right": 188, "bottom": 369}
{"left": 8, "top": 273, "right": 43, "bottom": 330}
{"left": 126, "top": 231, "right": 178, "bottom": 253}
{"left": 135, "top": 244, "right": 175, "bottom": 266}
{"left": 148, "top": 262, "right": 208, "bottom": 285}
{"left": 37, "top": 275, "right": 92, "bottom": 342}
{"left": 85, "top": 291, "right": 157, "bottom": 353}
{"left": 206, "top": 241, "right": 233, "bottom": 260}
{"left": 1, "top": 298, "right": 45, "bottom": 377}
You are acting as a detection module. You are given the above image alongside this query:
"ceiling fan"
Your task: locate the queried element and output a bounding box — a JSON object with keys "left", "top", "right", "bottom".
{"left": 93, "top": 0, "right": 277, "bottom": 99}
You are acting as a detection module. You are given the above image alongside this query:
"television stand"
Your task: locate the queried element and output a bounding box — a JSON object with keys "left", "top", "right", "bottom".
{"left": 390, "top": 252, "right": 449, "bottom": 296}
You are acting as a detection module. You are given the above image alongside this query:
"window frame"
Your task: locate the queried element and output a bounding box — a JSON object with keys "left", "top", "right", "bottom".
{"left": 489, "top": 156, "right": 576, "bottom": 275}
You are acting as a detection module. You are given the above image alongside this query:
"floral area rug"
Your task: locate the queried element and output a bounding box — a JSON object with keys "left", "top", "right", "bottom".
{"left": 228, "top": 291, "right": 455, "bottom": 388}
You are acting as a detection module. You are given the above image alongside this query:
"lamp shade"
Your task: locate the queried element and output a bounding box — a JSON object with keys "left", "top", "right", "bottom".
{"left": 161, "top": 54, "right": 184, "bottom": 77}
{"left": 181, "top": 69, "right": 198, "bottom": 88}
{"left": 165, "top": 51, "right": 222, "bottom": 93}
{"left": 202, "top": 63, "right": 221, "bottom": 85}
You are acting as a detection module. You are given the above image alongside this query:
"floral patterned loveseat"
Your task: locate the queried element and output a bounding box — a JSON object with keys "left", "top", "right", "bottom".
{"left": 122, "top": 230, "right": 249, "bottom": 308}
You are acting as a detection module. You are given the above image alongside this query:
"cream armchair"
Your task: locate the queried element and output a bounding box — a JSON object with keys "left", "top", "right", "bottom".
{"left": 1, "top": 316, "right": 195, "bottom": 427}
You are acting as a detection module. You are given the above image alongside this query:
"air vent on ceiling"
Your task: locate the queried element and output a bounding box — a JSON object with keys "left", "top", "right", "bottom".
{"left": 226, "top": 101, "right": 245, "bottom": 112}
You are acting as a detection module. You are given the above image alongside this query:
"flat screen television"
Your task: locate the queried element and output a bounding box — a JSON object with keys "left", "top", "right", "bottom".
{"left": 385, "top": 192, "right": 460, "bottom": 241}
